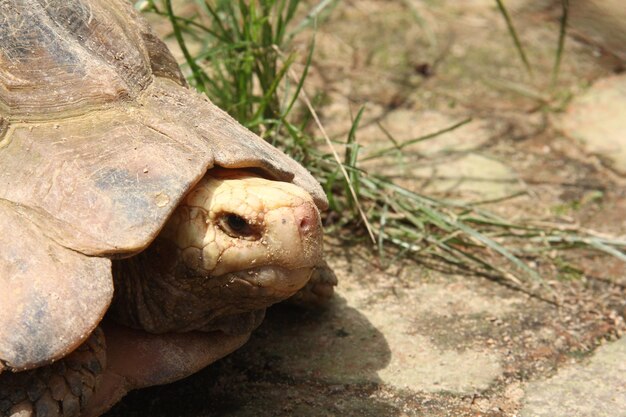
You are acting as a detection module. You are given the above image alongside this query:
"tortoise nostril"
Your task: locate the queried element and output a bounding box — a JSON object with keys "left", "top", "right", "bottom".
{"left": 299, "top": 217, "right": 311, "bottom": 233}
{"left": 294, "top": 203, "right": 319, "bottom": 236}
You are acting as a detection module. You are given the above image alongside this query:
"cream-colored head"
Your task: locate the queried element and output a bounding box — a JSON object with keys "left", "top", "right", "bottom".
{"left": 161, "top": 169, "right": 323, "bottom": 290}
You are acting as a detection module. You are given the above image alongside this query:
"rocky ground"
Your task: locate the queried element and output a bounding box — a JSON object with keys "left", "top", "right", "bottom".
{"left": 105, "top": 1, "right": 626, "bottom": 416}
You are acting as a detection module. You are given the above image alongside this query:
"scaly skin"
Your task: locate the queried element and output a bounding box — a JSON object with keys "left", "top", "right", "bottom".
{"left": 0, "top": 329, "right": 106, "bottom": 417}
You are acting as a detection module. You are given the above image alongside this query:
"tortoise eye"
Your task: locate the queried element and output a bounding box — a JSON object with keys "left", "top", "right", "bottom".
{"left": 218, "top": 213, "right": 260, "bottom": 240}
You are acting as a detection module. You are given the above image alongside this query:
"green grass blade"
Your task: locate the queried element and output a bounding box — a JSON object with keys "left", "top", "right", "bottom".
{"left": 202, "top": 1, "right": 234, "bottom": 42}
{"left": 146, "top": 0, "right": 626, "bottom": 299}
{"left": 164, "top": 0, "right": 207, "bottom": 93}
{"left": 552, "top": 0, "right": 569, "bottom": 87}
{"left": 280, "top": 37, "right": 315, "bottom": 117}
{"left": 494, "top": 0, "right": 533, "bottom": 77}
{"left": 452, "top": 220, "right": 542, "bottom": 283}
{"left": 288, "top": 0, "right": 338, "bottom": 40}
{"left": 363, "top": 118, "right": 472, "bottom": 161}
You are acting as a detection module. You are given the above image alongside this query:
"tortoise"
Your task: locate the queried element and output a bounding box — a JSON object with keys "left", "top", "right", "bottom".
{"left": 0, "top": 1, "right": 335, "bottom": 416}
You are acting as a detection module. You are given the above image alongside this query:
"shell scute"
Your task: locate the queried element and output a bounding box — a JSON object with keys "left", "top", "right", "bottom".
{"left": 0, "top": 201, "right": 112, "bottom": 371}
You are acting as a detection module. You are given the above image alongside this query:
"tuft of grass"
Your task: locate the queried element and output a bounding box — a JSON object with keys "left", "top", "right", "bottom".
{"left": 140, "top": 0, "right": 626, "bottom": 301}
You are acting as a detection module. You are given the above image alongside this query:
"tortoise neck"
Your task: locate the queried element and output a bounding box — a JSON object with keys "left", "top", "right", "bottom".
{"left": 108, "top": 237, "right": 269, "bottom": 335}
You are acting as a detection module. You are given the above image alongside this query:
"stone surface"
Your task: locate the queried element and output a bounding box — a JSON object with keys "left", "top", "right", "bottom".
{"left": 104, "top": 250, "right": 625, "bottom": 417}
{"left": 407, "top": 152, "right": 520, "bottom": 201}
{"left": 520, "top": 337, "right": 626, "bottom": 417}
{"left": 247, "top": 280, "right": 506, "bottom": 393}
{"left": 358, "top": 110, "right": 498, "bottom": 156}
{"left": 559, "top": 74, "right": 626, "bottom": 174}
{"left": 355, "top": 110, "right": 522, "bottom": 201}
{"left": 569, "top": 0, "right": 626, "bottom": 62}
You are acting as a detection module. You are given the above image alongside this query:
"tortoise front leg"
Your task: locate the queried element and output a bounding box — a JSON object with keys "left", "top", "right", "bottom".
{"left": 82, "top": 320, "right": 251, "bottom": 417}
{"left": 286, "top": 261, "right": 338, "bottom": 307}
{"left": 0, "top": 328, "right": 106, "bottom": 417}
{"left": 0, "top": 320, "right": 251, "bottom": 417}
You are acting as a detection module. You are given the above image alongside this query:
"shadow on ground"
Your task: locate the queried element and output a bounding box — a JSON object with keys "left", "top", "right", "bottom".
{"left": 104, "top": 296, "right": 398, "bottom": 417}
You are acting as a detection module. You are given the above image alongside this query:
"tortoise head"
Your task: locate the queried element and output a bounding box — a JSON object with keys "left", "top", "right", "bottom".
{"left": 110, "top": 169, "right": 324, "bottom": 335}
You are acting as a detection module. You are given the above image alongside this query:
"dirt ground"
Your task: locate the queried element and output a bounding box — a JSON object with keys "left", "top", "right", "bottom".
{"left": 105, "top": 1, "right": 626, "bottom": 416}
